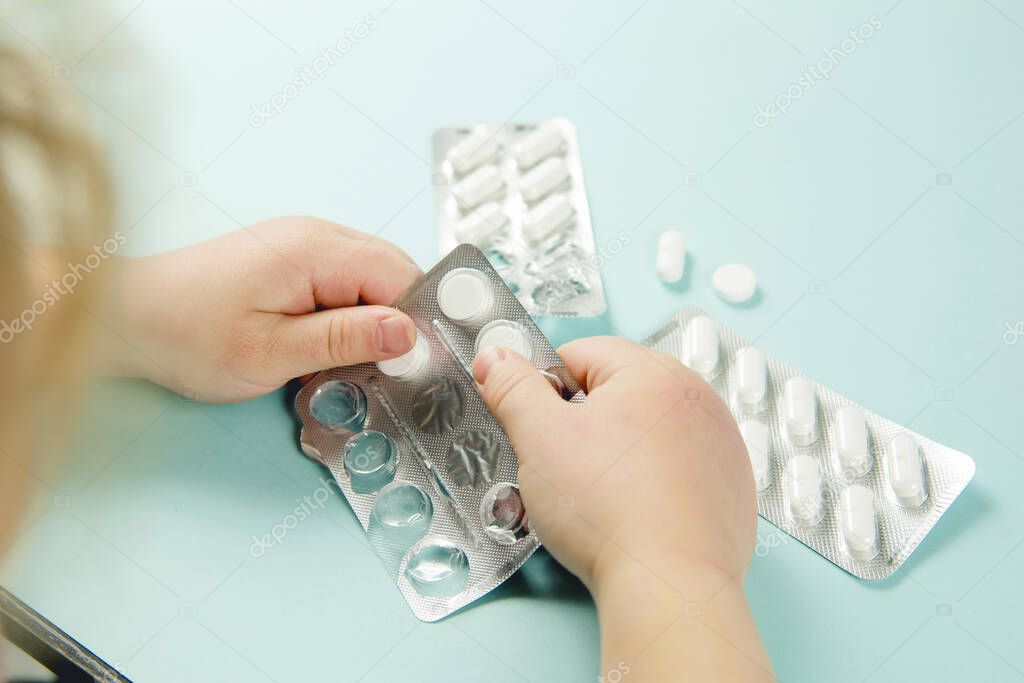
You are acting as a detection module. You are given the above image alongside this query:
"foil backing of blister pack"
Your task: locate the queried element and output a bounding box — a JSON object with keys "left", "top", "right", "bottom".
{"left": 643, "top": 308, "right": 976, "bottom": 580}
{"left": 433, "top": 118, "right": 607, "bottom": 317}
{"left": 295, "top": 245, "right": 584, "bottom": 621}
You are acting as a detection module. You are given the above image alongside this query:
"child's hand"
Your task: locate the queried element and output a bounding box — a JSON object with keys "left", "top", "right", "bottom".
{"left": 473, "top": 337, "right": 773, "bottom": 680}
{"left": 109, "top": 217, "right": 421, "bottom": 402}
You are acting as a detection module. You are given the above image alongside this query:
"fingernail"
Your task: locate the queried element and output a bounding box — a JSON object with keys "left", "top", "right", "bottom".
{"left": 375, "top": 315, "right": 414, "bottom": 354}
{"left": 473, "top": 346, "right": 507, "bottom": 384}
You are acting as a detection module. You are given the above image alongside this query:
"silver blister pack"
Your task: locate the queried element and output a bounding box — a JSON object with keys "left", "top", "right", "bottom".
{"left": 432, "top": 118, "right": 607, "bottom": 317}
{"left": 643, "top": 308, "right": 976, "bottom": 579}
{"left": 295, "top": 244, "right": 584, "bottom": 621}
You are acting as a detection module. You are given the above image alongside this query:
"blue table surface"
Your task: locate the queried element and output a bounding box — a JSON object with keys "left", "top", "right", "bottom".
{"left": 2, "top": 1, "right": 1023, "bottom": 681}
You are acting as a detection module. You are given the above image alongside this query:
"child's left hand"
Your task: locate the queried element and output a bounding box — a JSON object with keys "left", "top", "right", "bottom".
{"left": 104, "top": 217, "right": 422, "bottom": 402}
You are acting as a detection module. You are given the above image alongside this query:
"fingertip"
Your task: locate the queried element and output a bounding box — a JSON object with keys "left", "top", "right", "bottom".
{"left": 374, "top": 311, "right": 416, "bottom": 355}
{"left": 472, "top": 346, "right": 507, "bottom": 384}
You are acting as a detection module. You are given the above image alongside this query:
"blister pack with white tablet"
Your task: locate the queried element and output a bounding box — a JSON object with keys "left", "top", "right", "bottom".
{"left": 432, "top": 118, "right": 607, "bottom": 317}
{"left": 642, "top": 308, "right": 976, "bottom": 579}
{"left": 295, "top": 244, "right": 584, "bottom": 620}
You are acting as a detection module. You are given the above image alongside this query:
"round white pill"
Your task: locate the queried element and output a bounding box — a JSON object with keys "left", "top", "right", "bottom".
{"left": 475, "top": 319, "right": 533, "bottom": 362}
{"left": 712, "top": 263, "right": 757, "bottom": 303}
{"left": 377, "top": 329, "right": 430, "bottom": 381}
{"left": 437, "top": 268, "right": 494, "bottom": 325}
{"left": 656, "top": 230, "right": 686, "bottom": 283}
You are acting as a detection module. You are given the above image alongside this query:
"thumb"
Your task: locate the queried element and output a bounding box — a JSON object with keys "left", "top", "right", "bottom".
{"left": 472, "top": 346, "right": 567, "bottom": 458}
{"left": 272, "top": 305, "right": 416, "bottom": 377}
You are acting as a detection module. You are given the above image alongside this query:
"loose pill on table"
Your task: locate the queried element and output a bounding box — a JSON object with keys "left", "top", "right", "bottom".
{"left": 452, "top": 164, "right": 504, "bottom": 210}
{"left": 683, "top": 315, "right": 720, "bottom": 380}
{"left": 519, "top": 156, "right": 570, "bottom": 203}
{"left": 838, "top": 484, "right": 879, "bottom": 561}
{"left": 833, "top": 405, "right": 872, "bottom": 478}
{"left": 733, "top": 346, "right": 767, "bottom": 414}
{"left": 437, "top": 268, "right": 494, "bottom": 325}
{"left": 446, "top": 127, "right": 499, "bottom": 175}
{"left": 510, "top": 124, "right": 565, "bottom": 169}
{"left": 454, "top": 202, "right": 508, "bottom": 246}
{"left": 782, "top": 376, "right": 818, "bottom": 445}
{"left": 522, "top": 193, "right": 576, "bottom": 245}
{"left": 739, "top": 419, "right": 771, "bottom": 492}
{"left": 656, "top": 230, "right": 686, "bottom": 283}
{"left": 784, "top": 454, "right": 824, "bottom": 526}
{"left": 888, "top": 433, "right": 928, "bottom": 507}
{"left": 712, "top": 263, "right": 757, "bottom": 304}
{"left": 377, "top": 329, "right": 431, "bottom": 381}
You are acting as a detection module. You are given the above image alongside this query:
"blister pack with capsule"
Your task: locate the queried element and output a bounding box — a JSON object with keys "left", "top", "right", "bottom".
{"left": 295, "top": 244, "right": 584, "bottom": 620}
{"left": 643, "top": 308, "right": 975, "bottom": 579}
{"left": 432, "top": 118, "right": 607, "bottom": 317}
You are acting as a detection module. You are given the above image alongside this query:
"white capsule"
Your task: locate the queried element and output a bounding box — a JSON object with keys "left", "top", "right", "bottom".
{"left": 782, "top": 376, "right": 818, "bottom": 445}
{"left": 833, "top": 406, "right": 872, "bottom": 479}
{"left": 839, "top": 485, "right": 879, "bottom": 561}
{"left": 784, "top": 455, "right": 823, "bottom": 526}
{"left": 656, "top": 230, "right": 686, "bottom": 283}
{"left": 437, "top": 268, "right": 494, "bottom": 326}
{"left": 446, "top": 127, "right": 499, "bottom": 175}
{"left": 712, "top": 263, "right": 758, "bottom": 304}
{"left": 510, "top": 124, "right": 565, "bottom": 169}
{"left": 452, "top": 164, "right": 504, "bottom": 210}
{"left": 683, "top": 315, "right": 720, "bottom": 380}
{"left": 739, "top": 420, "right": 771, "bottom": 493}
{"left": 519, "top": 156, "right": 570, "bottom": 203}
{"left": 733, "top": 347, "right": 767, "bottom": 414}
{"left": 454, "top": 202, "right": 508, "bottom": 246}
{"left": 522, "top": 193, "right": 576, "bottom": 245}
{"left": 377, "top": 329, "right": 430, "bottom": 381}
{"left": 888, "top": 433, "right": 928, "bottom": 508}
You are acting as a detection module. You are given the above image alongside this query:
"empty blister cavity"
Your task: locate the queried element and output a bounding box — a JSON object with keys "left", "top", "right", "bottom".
{"left": 522, "top": 193, "right": 575, "bottom": 246}
{"left": 437, "top": 268, "right": 494, "bottom": 325}
{"left": 309, "top": 380, "right": 367, "bottom": 433}
{"left": 372, "top": 481, "right": 433, "bottom": 542}
{"left": 454, "top": 202, "right": 508, "bottom": 246}
{"left": 475, "top": 319, "right": 534, "bottom": 362}
{"left": 782, "top": 376, "right": 818, "bottom": 446}
{"left": 733, "top": 347, "right": 767, "bottom": 414}
{"left": 452, "top": 164, "right": 504, "bottom": 210}
{"left": 411, "top": 377, "right": 464, "bottom": 434}
{"left": 377, "top": 329, "right": 431, "bottom": 381}
{"left": 446, "top": 127, "right": 499, "bottom": 175}
{"left": 447, "top": 429, "right": 501, "bottom": 488}
{"left": 682, "top": 315, "right": 720, "bottom": 380}
{"left": 344, "top": 431, "right": 399, "bottom": 493}
{"left": 480, "top": 483, "right": 529, "bottom": 545}
{"left": 510, "top": 123, "right": 564, "bottom": 169}
{"left": 784, "top": 454, "right": 824, "bottom": 526}
{"left": 739, "top": 420, "right": 771, "bottom": 492}
{"left": 520, "top": 156, "right": 570, "bottom": 203}
{"left": 888, "top": 433, "right": 928, "bottom": 508}
{"left": 656, "top": 230, "right": 686, "bottom": 283}
{"left": 838, "top": 485, "right": 879, "bottom": 561}
{"left": 833, "top": 406, "right": 872, "bottom": 479}
{"left": 404, "top": 537, "right": 470, "bottom": 598}
{"left": 712, "top": 263, "right": 757, "bottom": 304}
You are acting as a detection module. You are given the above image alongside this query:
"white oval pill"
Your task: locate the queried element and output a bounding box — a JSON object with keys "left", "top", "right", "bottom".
{"left": 839, "top": 484, "right": 878, "bottom": 560}
{"left": 437, "top": 268, "right": 494, "bottom": 325}
{"left": 888, "top": 433, "right": 928, "bottom": 507}
{"left": 523, "top": 193, "right": 576, "bottom": 245}
{"left": 453, "top": 164, "right": 504, "bottom": 210}
{"left": 377, "top": 329, "right": 431, "bottom": 381}
{"left": 475, "top": 319, "right": 534, "bottom": 362}
{"left": 784, "top": 455, "right": 823, "bottom": 526}
{"left": 511, "top": 124, "right": 565, "bottom": 169}
{"left": 519, "top": 156, "right": 570, "bottom": 203}
{"left": 739, "top": 420, "right": 771, "bottom": 493}
{"left": 712, "top": 263, "right": 757, "bottom": 304}
{"left": 447, "top": 127, "right": 499, "bottom": 175}
{"left": 656, "top": 230, "right": 686, "bottom": 283}
{"left": 782, "top": 376, "right": 817, "bottom": 445}
{"left": 733, "top": 347, "right": 767, "bottom": 414}
{"left": 833, "top": 405, "right": 872, "bottom": 479}
{"left": 683, "top": 315, "right": 720, "bottom": 380}
{"left": 454, "top": 202, "right": 508, "bottom": 246}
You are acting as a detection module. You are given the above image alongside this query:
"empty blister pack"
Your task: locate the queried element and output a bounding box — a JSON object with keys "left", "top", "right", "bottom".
{"left": 642, "top": 308, "right": 975, "bottom": 579}
{"left": 433, "top": 119, "right": 607, "bottom": 317}
{"left": 295, "top": 244, "right": 584, "bottom": 620}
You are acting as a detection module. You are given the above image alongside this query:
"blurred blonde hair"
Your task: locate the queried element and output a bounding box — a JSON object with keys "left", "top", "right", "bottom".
{"left": 0, "top": 46, "right": 112, "bottom": 551}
